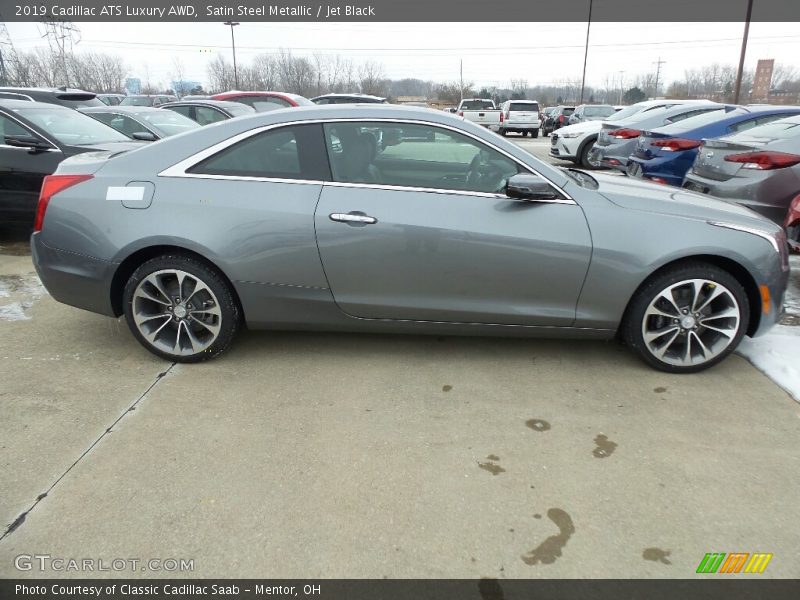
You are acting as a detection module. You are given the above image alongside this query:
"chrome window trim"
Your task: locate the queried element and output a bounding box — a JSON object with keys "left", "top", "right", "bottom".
{"left": 0, "top": 92, "right": 34, "bottom": 101}
{"left": 158, "top": 117, "right": 575, "bottom": 204}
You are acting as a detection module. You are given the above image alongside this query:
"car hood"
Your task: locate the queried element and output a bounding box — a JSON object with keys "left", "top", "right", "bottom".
{"left": 557, "top": 121, "right": 603, "bottom": 135}
{"left": 591, "top": 172, "right": 780, "bottom": 232}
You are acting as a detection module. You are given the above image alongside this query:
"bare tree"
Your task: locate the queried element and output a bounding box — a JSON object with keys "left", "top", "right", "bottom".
{"left": 358, "top": 60, "right": 386, "bottom": 96}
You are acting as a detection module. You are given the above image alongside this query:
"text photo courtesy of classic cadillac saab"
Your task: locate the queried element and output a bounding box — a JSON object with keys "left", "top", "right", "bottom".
{"left": 31, "top": 105, "right": 788, "bottom": 373}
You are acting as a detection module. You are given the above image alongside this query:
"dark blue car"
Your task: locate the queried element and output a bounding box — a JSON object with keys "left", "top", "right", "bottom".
{"left": 626, "top": 105, "right": 800, "bottom": 186}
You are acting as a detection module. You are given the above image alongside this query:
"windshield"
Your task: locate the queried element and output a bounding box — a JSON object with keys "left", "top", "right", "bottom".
{"left": 461, "top": 100, "right": 495, "bottom": 110}
{"left": 561, "top": 107, "right": 575, "bottom": 116}
{"left": 120, "top": 97, "right": 152, "bottom": 106}
{"left": 656, "top": 107, "right": 743, "bottom": 134}
{"left": 226, "top": 103, "right": 256, "bottom": 117}
{"left": 140, "top": 111, "right": 201, "bottom": 137}
{"left": 509, "top": 102, "right": 539, "bottom": 112}
{"left": 15, "top": 106, "right": 131, "bottom": 145}
{"left": 612, "top": 105, "right": 648, "bottom": 120}
{"left": 584, "top": 106, "right": 616, "bottom": 118}
{"left": 727, "top": 116, "right": 800, "bottom": 142}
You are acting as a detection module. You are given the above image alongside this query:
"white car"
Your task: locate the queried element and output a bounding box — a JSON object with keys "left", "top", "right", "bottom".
{"left": 550, "top": 99, "right": 716, "bottom": 169}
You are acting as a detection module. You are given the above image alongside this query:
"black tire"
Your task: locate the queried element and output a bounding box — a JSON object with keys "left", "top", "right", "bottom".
{"left": 123, "top": 254, "right": 241, "bottom": 363}
{"left": 622, "top": 262, "right": 749, "bottom": 373}
{"left": 579, "top": 137, "right": 598, "bottom": 169}
{"left": 522, "top": 131, "right": 528, "bottom": 137}
{"left": 499, "top": 128, "right": 507, "bottom": 136}
{"left": 532, "top": 129, "right": 539, "bottom": 139}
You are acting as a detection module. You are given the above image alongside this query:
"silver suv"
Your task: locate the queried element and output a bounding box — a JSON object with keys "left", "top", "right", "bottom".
{"left": 499, "top": 100, "right": 541, "bottom": 137}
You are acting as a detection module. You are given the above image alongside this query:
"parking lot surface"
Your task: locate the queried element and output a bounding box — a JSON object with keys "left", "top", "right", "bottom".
{"left": 2, "top": 225, "right": 800, "bottom": 579}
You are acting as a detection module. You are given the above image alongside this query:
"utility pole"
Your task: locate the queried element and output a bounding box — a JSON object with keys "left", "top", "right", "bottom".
{"left": 653, "top": 57, "right": 666, "bottom": 99}
{"left": 734, "top": 0, "right": 754, "bottom": 104}
{"left": 579, "top": 0, "right": 594, "bottom": 104}
{"left": 459, "top": 59, "right": 464, "bottom": 101}
{"left": 223, "top": 21, "right": 240, "bottom": 90}
{"left": 618, "top": 70, "right": 625, "bottom": 104}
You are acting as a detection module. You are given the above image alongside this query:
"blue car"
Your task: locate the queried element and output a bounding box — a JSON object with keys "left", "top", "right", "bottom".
{"left": 627, "top": 105, "right": 800, "bottom": 186}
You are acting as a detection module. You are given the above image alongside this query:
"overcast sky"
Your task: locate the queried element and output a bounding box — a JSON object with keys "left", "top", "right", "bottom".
{"left": 6, "top": 20, "right": 799, "bottom": 90}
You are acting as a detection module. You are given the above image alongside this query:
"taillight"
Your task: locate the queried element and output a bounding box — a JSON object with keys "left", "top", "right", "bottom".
{"left": 558, "top": 115, "right": 565, "bottom": 123}
{"left": 35, "top": 174, "right": 93, "bottom": 232}
{"left": 784, "top": 193, "right": 800, "bottom": 228}
{"left": 652, "top": 138, "right": 703, "bottom": 152}
{"left": 724, "top": 151, "right": 800, "bottom": 170}
{"left": 500, "top": 111, "right": 504, "bottom": 123}
{"left": 609, "top": 128, "right": 641, "bottom": 139}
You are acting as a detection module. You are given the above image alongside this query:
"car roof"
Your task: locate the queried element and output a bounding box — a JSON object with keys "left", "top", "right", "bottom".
{"left": 161, "top": 99, "right": 251, "bottom": 110}
{"left": 0, "top": 98, "right": 72, "bottom": 110}
{"left": 313, "top": 93, "right": 387, "bottom": 101}
{"left": 79, "top": 106, "right": 165, "bottom": 115}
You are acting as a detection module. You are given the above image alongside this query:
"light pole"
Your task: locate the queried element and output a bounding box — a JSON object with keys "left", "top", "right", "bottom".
{"left": 734, "top": 0, "right": 754, "bottom": 104}
{"left": 579, "top": 0, "right": 593, "bottom": 104}
{"left": 223, "top": 21, "right": 240, "bottom": 90}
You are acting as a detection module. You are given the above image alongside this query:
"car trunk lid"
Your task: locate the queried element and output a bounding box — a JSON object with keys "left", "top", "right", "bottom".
{"left": 690, "top": 138, "right": 763, "bottom": 181}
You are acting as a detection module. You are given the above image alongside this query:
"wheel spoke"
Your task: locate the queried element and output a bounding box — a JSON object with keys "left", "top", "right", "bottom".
{"left": 644, "top": 326, "right": 680, "bottom": 344}
{"left": 654, "top": 329, "right": 681, "bottom": 359}
{"left": 701, "top": 323, "right": 736, "bottom": 338}
{"left": 134, "top": 287, "right": 171, "bottom": 306}
{"left": 701, "top": 307, "right": 740, "bottom": 322}
{"left": 696, "top": 285, "right": 726, "bottom": 312}
{"left": 184, "top": 279, "right": 212, "bottom": 305}
{"left": 134, "top": 311, "right": 171, "bottom": 327}
{"left": 689, "top": 280, "right": 705, "bottom": 312}
{"left": 657, "top": 289, "right": 683, "bottom": 317}
{"left": 143, "top": 315, "right": 173, "bottom": 343}
{"left": 191, "top": 315, "right": 221, "bottom": 336}
{"left": 144, "top": 273, "right": 172, "bottom": 303}
{"left": 690, "top": 331, "right": 712, "bottom": 359}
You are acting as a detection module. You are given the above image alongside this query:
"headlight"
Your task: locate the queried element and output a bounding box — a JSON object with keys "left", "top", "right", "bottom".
{"left": 708, "top": 221, "right": 788, "bottom": 268}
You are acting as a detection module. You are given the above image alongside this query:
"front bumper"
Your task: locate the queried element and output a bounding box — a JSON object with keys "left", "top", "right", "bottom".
{"left": 588, "top": 145, "right": 630, "bottom": 171}
{"left": 31, "top": 233, "right": 117, "bottom": 317}
{"left": 549, "top": 135, "right": 577, "bottom": 160}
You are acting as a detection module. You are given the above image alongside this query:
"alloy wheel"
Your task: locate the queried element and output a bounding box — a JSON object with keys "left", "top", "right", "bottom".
{"left": 131, "top": 269, "right": 222, "bottom": 357}
{"left": 641, "top": 278, "right": 741, "bottom": 367}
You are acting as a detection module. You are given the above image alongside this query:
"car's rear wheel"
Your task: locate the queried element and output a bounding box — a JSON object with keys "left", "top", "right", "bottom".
{"left": 532, "top": 129, "right": 539, "bottom": 138}
{"left": 123, "top": 255, "right": 240, "bottom": 363}
{"left": 521, "top": 131, "right": 528, "bottom": 137}
{"left": 499, "top": 128, "right": 507, "bottom": 136}
{"left": 622, "top": 263, "right": 749, "bottom": 373}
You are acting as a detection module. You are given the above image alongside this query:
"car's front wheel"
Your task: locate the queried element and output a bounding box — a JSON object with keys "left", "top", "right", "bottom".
{"left": 622, "top": 263, "right": 749, "bottom": 373}
{"left": 123, "top": 254, "right": 240, "bottom": 363}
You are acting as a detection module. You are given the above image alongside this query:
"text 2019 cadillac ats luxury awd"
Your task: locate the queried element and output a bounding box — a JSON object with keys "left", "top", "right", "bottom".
{"left": 31, "top": 105, "right": 788, "bottom": 372}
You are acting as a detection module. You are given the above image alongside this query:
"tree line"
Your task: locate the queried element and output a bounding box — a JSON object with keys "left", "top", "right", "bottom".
{"left": 2, "top": 46, "right": 798, "bottom": 106}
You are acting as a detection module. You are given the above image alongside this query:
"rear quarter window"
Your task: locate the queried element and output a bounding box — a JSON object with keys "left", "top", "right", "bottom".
{"left": 188, "top": 123, "right": 330, "bottom": 181}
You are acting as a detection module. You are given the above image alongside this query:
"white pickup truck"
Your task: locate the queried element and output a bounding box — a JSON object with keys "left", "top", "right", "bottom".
{"left": 456, "top": 99, "right": 502, "bottom": 131}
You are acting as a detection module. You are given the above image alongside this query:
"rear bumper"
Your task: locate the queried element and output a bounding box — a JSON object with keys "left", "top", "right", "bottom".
{"left": 682, "top": 171, "right": 798, "bottom": 225}
{"left": 627, "top": 156, "right": 685, "bottom": 186}
{"left": 504, "top": 121, "right": 541, "bottom": 131}
{"left": 31, "top": 233, "right": 117, "bottom": 317}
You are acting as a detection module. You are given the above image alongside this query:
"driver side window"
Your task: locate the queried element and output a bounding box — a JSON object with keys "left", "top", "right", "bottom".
{"left": 322, "top": 121, "right": 523, "bottom": 194}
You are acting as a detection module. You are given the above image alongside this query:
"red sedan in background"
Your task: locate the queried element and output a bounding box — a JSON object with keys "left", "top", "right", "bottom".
{"left": 209, "top": 91, "right": 314, "bottom": 112}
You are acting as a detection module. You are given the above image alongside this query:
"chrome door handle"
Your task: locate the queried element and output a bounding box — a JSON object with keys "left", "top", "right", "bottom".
{"left": 329, "top": 212, "right": 377, "bottom": 225}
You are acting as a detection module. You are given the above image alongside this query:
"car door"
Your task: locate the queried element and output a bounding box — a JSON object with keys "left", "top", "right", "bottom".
{"left": 0, "top": 112, "right": 64, "bottom": 225}
{"left": 314, "top": 120, "right": 592, "bottom": 326}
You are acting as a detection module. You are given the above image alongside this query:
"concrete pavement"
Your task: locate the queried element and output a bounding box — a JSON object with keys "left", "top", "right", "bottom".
{"left": 1, "top": 245, "right": 799, "bottom": 579}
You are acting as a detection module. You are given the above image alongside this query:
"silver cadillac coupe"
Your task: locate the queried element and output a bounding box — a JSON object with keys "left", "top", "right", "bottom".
{"left": 31, "top": 105, "right": 788, "bottom": 372}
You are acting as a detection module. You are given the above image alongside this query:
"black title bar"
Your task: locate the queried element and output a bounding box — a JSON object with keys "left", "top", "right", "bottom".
{"left": 3, "top": 579, "right": 800, "bottom": 600}
{"left": 1, "top": 0, "right": 799, "bottom": 22}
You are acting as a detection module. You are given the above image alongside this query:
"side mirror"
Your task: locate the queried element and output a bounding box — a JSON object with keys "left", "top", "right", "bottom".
{"left": 5, "top": 135, "right": 52, "bottom": 153}
{"left": 506, "top": 174, "right": 563, "bottom": 201}
{"left": 132, "top": 131, "right": 158, "bottom": 141}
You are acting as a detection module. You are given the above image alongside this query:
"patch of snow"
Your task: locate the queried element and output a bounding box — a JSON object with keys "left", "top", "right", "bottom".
{"left": 0, "top": 302, "right": 31, "bottom": 321}
{"left": 737, "top": 325, "right": 800, "bottom": 403}
{"left": 0, "top": 273, "right": 47, "bottom": 321}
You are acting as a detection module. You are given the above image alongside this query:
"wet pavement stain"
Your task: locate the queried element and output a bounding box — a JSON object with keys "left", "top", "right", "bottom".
{"left": 521, "top": 508, "right": 575, "bottom": 565}
{"left": 643, "top": 547, "right": 672, "bottom": 565}
{"left": 593, "top": 434, "right": 618, "bottom": 458}
{"left": 533, "top": 513, "right": 542, "bottom": 519}
{"left": 442, "top": 385, "right": 453, "bottom": 392}
{"left": 654, "top": 387, "right": 667, "bottom": 393}
{"left": 486, "top": 454, "right": 500, "bottom": 461}
{"left": 478, "top": 461, "right": 506, "bottom": 476}
{"left": 526, "top": 419, "right": 551, "bottom": 432}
